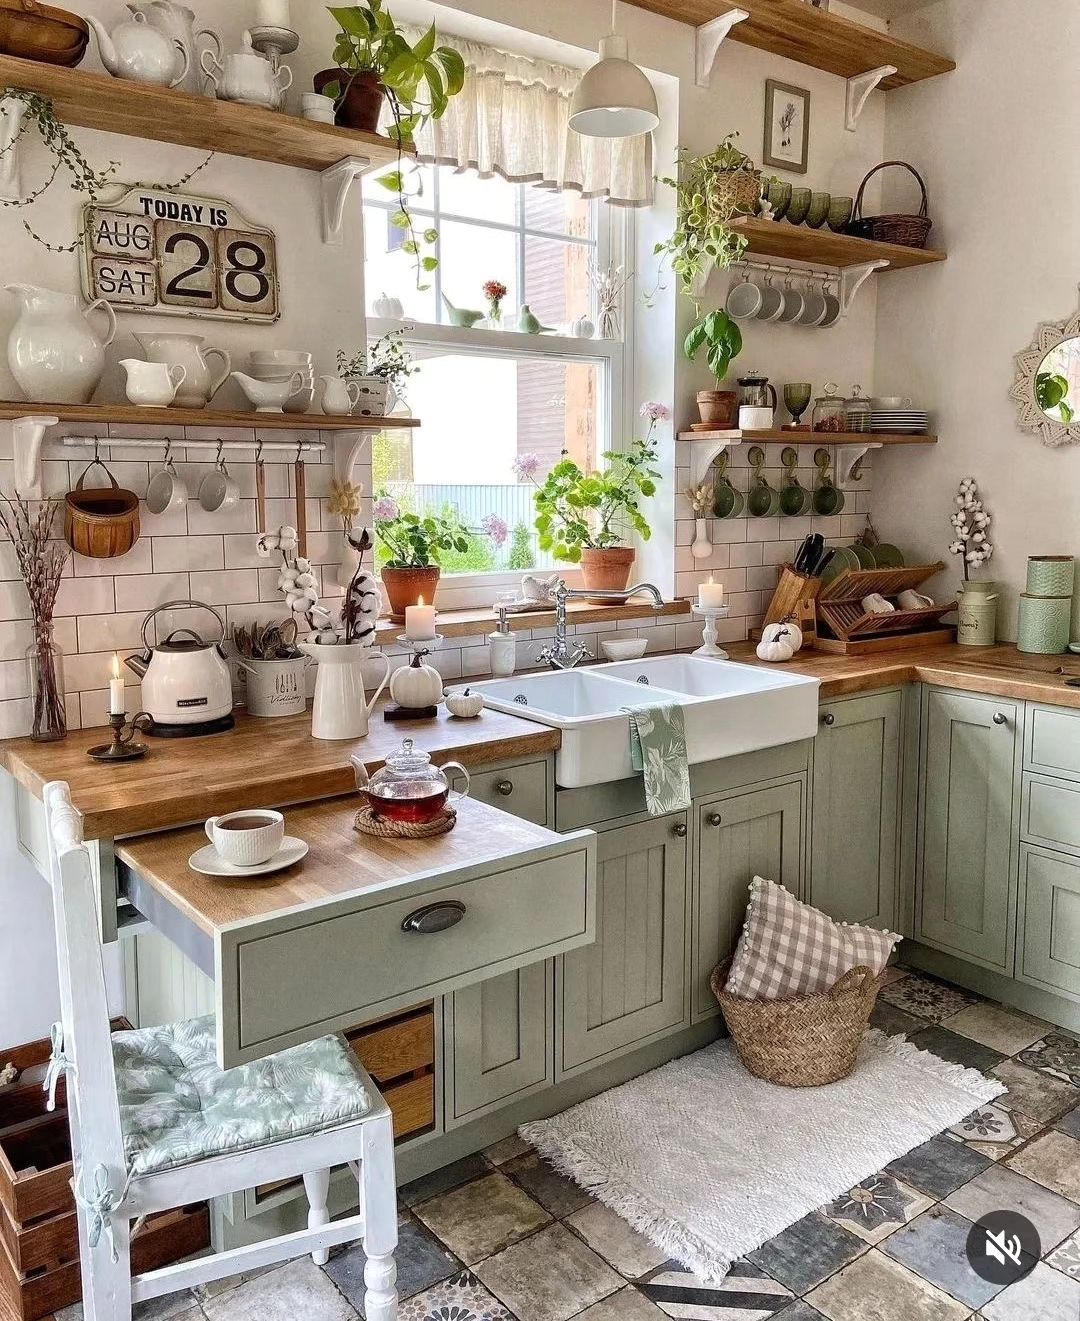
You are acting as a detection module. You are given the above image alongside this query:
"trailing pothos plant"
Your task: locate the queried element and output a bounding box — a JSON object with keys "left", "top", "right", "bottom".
{"left": 324, "top": 3, "right": 464, "bottom": 288}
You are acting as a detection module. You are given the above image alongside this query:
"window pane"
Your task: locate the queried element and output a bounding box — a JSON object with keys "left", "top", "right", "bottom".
{"left": 363, "top": 207, "right": 437, "bottom": 323}
{"left": 439, "top": 169, "right": 518, "bottom": 226}
{"left": 523, "top": 234, "right": 591, "bottom": 329}
{"left": 522, "top": 185, "right": 593, "bottom": 240}
{"left": 439, "top": 220, "right": 519, "bottom": 325}
{"left": 373, "top": 353, "right": 602, "bottom": 574}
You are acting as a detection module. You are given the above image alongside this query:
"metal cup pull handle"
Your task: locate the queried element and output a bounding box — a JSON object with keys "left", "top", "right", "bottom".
{"left": 401, "top": 901, "right": 466, "bottom": 935}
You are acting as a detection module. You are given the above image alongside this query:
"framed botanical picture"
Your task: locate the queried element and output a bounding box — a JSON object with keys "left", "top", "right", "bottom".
{"left": 763, "top": 79, "right": 810, "bottom": 174}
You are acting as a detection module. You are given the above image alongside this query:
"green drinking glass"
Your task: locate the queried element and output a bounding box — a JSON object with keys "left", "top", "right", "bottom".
{"left": 783, "top": 382, "right": 812, "bottom": 428}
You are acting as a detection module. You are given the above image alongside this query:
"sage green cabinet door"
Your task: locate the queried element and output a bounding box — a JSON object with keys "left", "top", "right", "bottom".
{"left": 917, "top": 690, "right": 1020, "bottom": 972}
{"left": 1018, "top": 844, "right": 1080, "bottom": 1000}
{"left": 447, "top": 961, "right": 551, "bottom": 1126}
{"left": 812, "top": 692, "right": 901, "bottom": 931}
{"left": 559, "top": 814, "right": 688, "bottom": 1074}
{"left": 693, "top": 781, "right": 804, "bottom": 1021}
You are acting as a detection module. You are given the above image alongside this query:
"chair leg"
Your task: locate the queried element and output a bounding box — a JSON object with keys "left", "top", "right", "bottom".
{"left": 360, "top": 1112, "right": 398, "bottom": 1321}
{"left": 302, "top": 1168, "right": 332, "bottom": 1266}
{"left": 78, "top": 1209, "right": 132, "bottom": 1321}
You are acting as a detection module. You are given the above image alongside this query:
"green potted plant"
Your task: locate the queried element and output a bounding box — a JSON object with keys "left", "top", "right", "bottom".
{"left": 373, "top": 496, "right": 470, "bottom": 621}
{"left": 336, "top": 327, "right": 416, "bottom": 413}
{"left": 520, "top": 404, "right": 666, "bottom": 597}
{"left": 684, "top": 309, "right": 743, "bottom": 427}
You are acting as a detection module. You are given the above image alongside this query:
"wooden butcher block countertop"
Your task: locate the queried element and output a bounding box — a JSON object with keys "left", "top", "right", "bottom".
{"left": 0, "top": 706, "right": 559, "bottom": 840}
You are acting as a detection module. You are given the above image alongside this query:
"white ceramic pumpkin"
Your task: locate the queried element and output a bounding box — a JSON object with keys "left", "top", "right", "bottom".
{"left": 761, "top": 619, "right": 803, "bottom": 653}
{"left": 372, "top": 292, "right": 404, "bottom": 319}
{"left": 756, "top": 623, "right": 797, "bottom": 663}
{"left": 389, "top": 651, "right": 443, "bottom": 709}
{"left": 445, "top": 687, "right": 484, "bottom": 719}
{"left": 570, "top": 315, "right": 595, "bottom": 339}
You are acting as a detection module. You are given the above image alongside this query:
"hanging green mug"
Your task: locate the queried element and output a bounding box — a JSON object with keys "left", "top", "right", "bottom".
{"left": 711, "top": 453, "right": 745, "bottom": 519}
{"left": 746, "top": 445, "right": 781, "bottom": 517}
{"left": 778, "top": 446, "right": 809, "bottom": 516}
{"left": 811, "top": 447, "right": 845, "bottom": 516}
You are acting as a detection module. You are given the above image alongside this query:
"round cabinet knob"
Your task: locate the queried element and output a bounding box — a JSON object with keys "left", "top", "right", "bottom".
{"left": 993, "top": 712, "right": 1008, "bottom": 726}
{"left": 671, "top": 822, "right": 687, "bottom": 838}
{"left": 495, "top": 779, "right": 514, "bottom": 796}
{"left": 707, "top": 812, "right": 723, "bottom": 827}
{"left": 821, "top": 712, "right": 835, "bottom": 726}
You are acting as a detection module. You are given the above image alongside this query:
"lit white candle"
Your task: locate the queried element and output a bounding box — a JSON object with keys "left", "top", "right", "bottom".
{"left": 255, "top": 0, "right": 292, "bottom": 28}
{"left": 109, "top": 652, "right": 125, "bottom": 715}
{"left": 699, "top": 577, "right": 725, "bottom": 609}
{"left": 404, "top": 596, "right": 437, "bottom": 641}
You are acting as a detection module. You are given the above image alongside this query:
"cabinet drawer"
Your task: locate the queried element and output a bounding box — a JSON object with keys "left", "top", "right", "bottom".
{"left": 455, "top": 760, "right": 550, "bottom": 826}
{"left": 347, "top": 1007, "right": 435, "bottom": 1084}
{"left": 1018, "top": 845, "right": 1080, "bottom": 1000}
{"left": 1027, "top": 706, "right": 1080, "bottom": 782}
{"left": 1023, "top": 775, "right": 1080, "bottom": 855}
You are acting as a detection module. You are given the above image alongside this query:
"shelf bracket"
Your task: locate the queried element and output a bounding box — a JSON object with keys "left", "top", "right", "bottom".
{"left": 835, "top": 441, "right": 882, "bottom": 483}
{"left": 839, "top": 259, "right": 888, "bottom": 316}
{"left": 695, "top": 9, "right": 750, "bottom": 87}
{"left": 682, "top": 432, "right": 743, "bottom": 486}
{"left": 845, "top": 65, "right": 897, "bottom": 131}
{"left": 0, "top": 95, "right": 27, "bottom": 202}
{"left": 11, "top": 415, "right": 58, "bottom": 499}
{"left": 331, "top": 429, "right": 376, "bottom": 488}
{"left": 320, "top": 156, "right": 371, "bottom": 246}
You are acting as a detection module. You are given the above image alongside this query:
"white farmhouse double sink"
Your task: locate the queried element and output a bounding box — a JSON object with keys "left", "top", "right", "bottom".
{"left": 468, "top": 656, "right": 820, "bottom": 788}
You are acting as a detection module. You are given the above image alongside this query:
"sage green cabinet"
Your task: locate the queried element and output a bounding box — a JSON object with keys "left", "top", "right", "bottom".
{"left": 558, "top": 812, "right": 689, "bottom": 1075}
{"left": 916, "top": 689, "right": 1021, "bottom": 973}
{"left": 1017, "top": 844, "right": 1080, "bottom": 1001}
{"left": 811, "top": 691, "right": 901, "bottom": 931}
{"left": 692, "top": 780, "right": 804, "bottom": 1022}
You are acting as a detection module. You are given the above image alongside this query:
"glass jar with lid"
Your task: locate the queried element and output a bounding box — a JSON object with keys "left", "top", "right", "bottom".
{"left": 811, "top": 382, "right": 847, "bottom": 433}
{"left": 359, "top": 738, "right": 471, "bottom": 825}
{"left": 845, "top": 384, "right": 871, "bottom": 433}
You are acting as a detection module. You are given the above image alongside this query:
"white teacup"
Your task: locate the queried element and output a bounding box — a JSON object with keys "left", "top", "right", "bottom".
{"left": 205, "top": 808, "right": 285, "bottom": 866}
{"left": 898, "top": 589, "right": 934, "bottom": 611}
{"left": 120, "top": 359, "right": 187, "bottom": 408}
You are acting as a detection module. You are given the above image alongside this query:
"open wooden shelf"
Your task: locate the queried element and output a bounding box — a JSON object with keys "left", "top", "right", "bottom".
{"left": 0, "top": 55, "right": 406, "bottom": 173}
{"left": 623, "top": 0, "right": 954, "bottom": 85}
{"left": 730, "top": 217, "right": 946, "bottom": 270}
{"left": 679, "top": 429, "right": 936, "bottom": 444}
{"left": 0, "top": 401, "right": 418, "bottom": 431}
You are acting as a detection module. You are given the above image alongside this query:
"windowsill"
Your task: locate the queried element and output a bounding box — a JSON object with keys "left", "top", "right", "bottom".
{"left": 374, "top": 598, "right": 691, "bottom": 642}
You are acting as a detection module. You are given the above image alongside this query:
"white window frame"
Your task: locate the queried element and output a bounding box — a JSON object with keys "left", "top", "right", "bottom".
{"left": 364, "top": 178, "right": 634, "bottom": 610}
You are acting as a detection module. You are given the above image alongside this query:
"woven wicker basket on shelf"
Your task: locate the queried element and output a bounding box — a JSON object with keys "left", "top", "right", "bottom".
{"left": 846, "top": 160, "right": 932, "bottom": 249}
{"left": 710, "top": 958, "right": 884, "bottom": 1087}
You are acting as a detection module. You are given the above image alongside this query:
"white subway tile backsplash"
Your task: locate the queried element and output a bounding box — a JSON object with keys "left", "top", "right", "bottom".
{"left": 191, "top": 568, "right": 259, "bottom": 605}
{"left": 186, "top": 500, "right": 257, "bottom": 536}
{"left": 77, "top": 612, "right": 148, "bottom": 653}
{"left": 0, "top": 698, "right": 31, "bottom": 739}
{"left": 0, "top": 659, "right": 29, "bottom": 701}
{"left": 56, "top": 576, "right": 114, "bottom": 616}
{"left": 152, "top": 536, "right": 225, "bottom": 574}
{"left": 73, "top": 539, "right": 153, "bottom": 577}
{"left": 0, "top": 580, "right": 30, "bottom": 620}
{"left": 114, "top": 573, "right": 189, "bottom": 613}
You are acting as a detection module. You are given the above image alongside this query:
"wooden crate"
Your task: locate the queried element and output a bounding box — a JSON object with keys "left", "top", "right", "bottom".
{"left": 347, "top": 1003, "right": 436, "bottom": 1143}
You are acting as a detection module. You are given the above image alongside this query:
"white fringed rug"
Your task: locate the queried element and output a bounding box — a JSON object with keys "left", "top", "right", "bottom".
{"left": 520, "top": 1030, "right": 1004, "bottom": 1283}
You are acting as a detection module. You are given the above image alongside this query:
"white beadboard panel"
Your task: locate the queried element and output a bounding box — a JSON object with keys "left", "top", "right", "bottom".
{"left": 114, "top": 573, "right": 190, "bottom": 613}
{"left": 55, "top": 576, "right": 114, "bottom": 617}
{"left": 73, "top": 538, "right": 154, "bottom": 577}
{"left": 152, "top": 536, "right": 225, "bottom": 574}
{"left": 77, "top": 611, "right": 148, "bottom": 653}
{"left": 190, "top": 568, "right": 260, "bottom": 606}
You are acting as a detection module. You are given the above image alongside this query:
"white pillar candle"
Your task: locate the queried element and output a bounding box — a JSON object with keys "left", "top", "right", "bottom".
{"left": 255, "top": 0, "right": 292, "bottom": 29}
{"left": 699, "top": 577, "right": 725, "bottom": 609}
{"left": 404, "top": 596, "right": 437, "bottom": 641}
{"left": 109, "top": 652, "right": 125, "bottom": 715}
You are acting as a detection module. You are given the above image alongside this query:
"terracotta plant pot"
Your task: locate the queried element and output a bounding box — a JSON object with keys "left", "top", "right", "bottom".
{"left": 580, "top": 547, "right": 635, "bottom": 602}
{"left": 381, "top": 564, "right": 441, "bottom": 624}
{"left": 696, "top": 390, "right": 738, "bottom": 428}
{"left": 313, "top": 68, "right": 385, "bottom": 132}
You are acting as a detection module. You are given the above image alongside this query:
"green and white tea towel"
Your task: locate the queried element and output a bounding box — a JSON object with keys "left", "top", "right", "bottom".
{"left": 625, "top": 703, "right": 691, "bottom": 816}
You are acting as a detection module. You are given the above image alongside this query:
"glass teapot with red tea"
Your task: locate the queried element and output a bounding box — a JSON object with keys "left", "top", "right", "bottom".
{"left": 352, "top": 738, "right": 471, "bottom": 824}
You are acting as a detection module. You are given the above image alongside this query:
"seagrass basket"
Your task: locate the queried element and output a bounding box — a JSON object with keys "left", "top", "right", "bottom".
{"left": 711, "top": 958, "right": 884, "bottom": 1087}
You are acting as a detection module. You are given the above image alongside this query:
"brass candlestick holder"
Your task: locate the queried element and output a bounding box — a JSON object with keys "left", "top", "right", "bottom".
{"left": 88, "top": 712, "right": 154, "bottom": 762}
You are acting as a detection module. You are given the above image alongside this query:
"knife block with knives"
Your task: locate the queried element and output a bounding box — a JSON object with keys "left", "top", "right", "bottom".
{"left": 761, "top": 535, "right": 834, "bottom": 643}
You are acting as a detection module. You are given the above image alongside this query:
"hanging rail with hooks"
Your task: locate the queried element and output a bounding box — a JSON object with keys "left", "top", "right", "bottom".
{"left": 728, "top": 256, "right": 888, "bottom": 319}
{"left": 58, "top": 435, "right": 327, "bottom": 457}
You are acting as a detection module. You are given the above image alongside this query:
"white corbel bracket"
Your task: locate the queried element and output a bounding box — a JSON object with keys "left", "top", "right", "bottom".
{"left": 845, "top": 65, "right": 897, "bottom": 131}
{"left": 836, "top": 441, "right": 882, "bottom": 483}
{"left": 320, "top": 156, "right": 372, "bottom": 246}
{"left": 683, "top": 432, "right": 743, "bottom": 486}
{"left": 12, "top": 415, "right": 59, "bottom": 498}
{"left": 695, "top": 9, "right": 750, "bottom": 87}
{"left": 840, "top": 260, "right": 888, "bottom": 317}
{"left": 331, "top": 429, "right": 375, "bottom": 487}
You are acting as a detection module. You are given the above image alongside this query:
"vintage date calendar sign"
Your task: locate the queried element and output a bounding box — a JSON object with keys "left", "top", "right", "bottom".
{"left": 81, "top": 187, "right": 280, "bottom": 323}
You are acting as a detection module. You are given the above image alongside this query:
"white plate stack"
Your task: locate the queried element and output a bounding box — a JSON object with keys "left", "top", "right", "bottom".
{"left": 869, "top": 398, "right": 930, "bottom": 434}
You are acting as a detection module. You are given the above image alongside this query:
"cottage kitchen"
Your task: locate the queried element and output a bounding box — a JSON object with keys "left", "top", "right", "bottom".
{"left": 2, "top": 3, "right": 1080, "bottom": 1321}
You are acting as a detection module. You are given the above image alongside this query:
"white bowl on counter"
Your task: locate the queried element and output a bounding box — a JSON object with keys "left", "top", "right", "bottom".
{"left": 600, "top": 638, "right": 649, "bottom": 662}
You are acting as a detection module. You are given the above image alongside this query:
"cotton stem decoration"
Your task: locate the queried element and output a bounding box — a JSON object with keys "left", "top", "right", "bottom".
{"left": 948, "top": 477, "right": 994, "bottom": 581}
{"left": 257, "top": 523, "right": 381, "bottom": 646}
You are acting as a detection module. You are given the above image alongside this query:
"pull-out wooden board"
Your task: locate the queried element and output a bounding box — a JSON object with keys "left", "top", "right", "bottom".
{"left": 118, "top": 795, "right": 595, "bottom": 1069}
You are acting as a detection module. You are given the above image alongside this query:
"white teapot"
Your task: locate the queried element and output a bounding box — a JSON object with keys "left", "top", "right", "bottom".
{"left": 127, "top": 1, "right": 223, "bottom": 95}
{"left": 202, "top": 32, "right": 292, "bottom": 110}
{"left": 86, "top": 10, "right": 188, "bottom": 87}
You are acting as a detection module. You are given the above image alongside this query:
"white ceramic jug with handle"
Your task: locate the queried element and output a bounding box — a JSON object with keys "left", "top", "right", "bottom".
{"left": 134, "top": 331, "right": 230, "bottom": 408}
{"left": 296, "top": 641, "right": 390, "bottom": 740}
{"left": 6, "top": 284, "right": 117, "bottom": 404}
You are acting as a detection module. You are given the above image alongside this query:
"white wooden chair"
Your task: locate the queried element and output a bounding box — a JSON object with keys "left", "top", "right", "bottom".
{"left": 42, "top": 780, "right": 399, "bottom": 1321}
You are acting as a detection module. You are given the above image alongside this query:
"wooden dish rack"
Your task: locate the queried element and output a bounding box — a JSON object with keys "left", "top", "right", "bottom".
{"left": 815, "top": 562, "right": 956, "bottom": 654}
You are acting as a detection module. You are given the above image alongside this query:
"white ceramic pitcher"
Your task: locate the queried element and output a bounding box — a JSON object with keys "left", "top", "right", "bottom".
{"left": 296, "top": 641, "right": 390, "bottom": 740}
{"left": 6, "top": 284, "right": 116, "bottom": 404}
{"left": 134, "top": 331, "right": 230, "bottom": 408}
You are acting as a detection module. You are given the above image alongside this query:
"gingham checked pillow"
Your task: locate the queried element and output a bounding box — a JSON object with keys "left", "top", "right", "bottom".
{"left": 725, "top": 877, "right": 901, "bottom": 1000}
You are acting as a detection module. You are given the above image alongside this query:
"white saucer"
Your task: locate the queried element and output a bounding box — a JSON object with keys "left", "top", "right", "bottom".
{"left": 189, "top": 837, "right": 308, "bottom": 879}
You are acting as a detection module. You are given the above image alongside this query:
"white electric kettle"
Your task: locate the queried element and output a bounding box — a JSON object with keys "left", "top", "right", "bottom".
{"left": 125, "top": 600, "right": 233, "bottom": 733}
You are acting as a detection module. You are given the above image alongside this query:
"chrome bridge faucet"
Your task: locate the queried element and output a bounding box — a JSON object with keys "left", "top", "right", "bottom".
{"left": 536, "top": 578, "right": 665, "bottom": 670}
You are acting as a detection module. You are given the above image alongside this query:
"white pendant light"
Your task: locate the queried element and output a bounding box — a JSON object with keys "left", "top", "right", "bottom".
{"left": 569, "top": 1, "right": 659, "bottom": 139}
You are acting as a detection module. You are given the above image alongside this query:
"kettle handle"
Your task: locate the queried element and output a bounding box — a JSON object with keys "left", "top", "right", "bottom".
{"left": 140, "top": 599, "right": 227, "bottom": 653}
{"left": 440, "top": 761, "right": 471, "bottom": 806}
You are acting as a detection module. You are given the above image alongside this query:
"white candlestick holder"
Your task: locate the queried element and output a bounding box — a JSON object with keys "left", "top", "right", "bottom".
{"left": 692, "top": 603, "right": 730, "bottom": 658}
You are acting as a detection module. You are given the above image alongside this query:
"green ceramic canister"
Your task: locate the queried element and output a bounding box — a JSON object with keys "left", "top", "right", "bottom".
{"left": 1026, "top": 555, "right": 1076, "bottom": 598}
{"left": 1017, "top": 592, "right": 1072, "bottom": 654}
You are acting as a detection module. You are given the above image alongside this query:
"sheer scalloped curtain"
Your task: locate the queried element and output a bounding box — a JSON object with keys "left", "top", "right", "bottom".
{"left": 406, "top": 29, "right": 654, "bottom": 206}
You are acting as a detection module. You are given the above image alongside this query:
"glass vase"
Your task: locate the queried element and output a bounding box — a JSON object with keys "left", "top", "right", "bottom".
{"left": 25, "top": 623, "right": 67, "bottom": 742}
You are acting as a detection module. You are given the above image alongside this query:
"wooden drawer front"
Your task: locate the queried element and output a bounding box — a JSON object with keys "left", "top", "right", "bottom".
{"left": 1023, "top": 775, "right": 1080, "bottom": 855}
{"left": 454, "top": 760, "right": 550, "bottom": 827}
{"left": 348, "top": 1009, "right": 434, "bottom": 1083}
{"left": 383, "top": 1074, "right": 435, "bottom": 1142}
{"left": 230, "top": 837, "right": 595, "bottom": 1057}
{"left": 1019, "top": 846, "right": 1080, "bottom": 1000}
{"left": 1028, "top": 705, "right": 1080, "bottom": 782}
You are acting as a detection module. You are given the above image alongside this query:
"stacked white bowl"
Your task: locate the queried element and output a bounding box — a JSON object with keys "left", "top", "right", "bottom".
{"left": 247, "top": 350, "right": 315, "bottom": 415}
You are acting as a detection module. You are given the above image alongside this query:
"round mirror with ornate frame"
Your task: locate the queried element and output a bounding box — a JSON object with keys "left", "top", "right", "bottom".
{"left": 1011, "top": 287, "right": 1080, "bottom": 446}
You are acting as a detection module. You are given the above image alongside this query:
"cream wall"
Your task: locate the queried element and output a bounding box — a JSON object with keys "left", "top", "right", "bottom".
{"left": 872, "top": 0, "right": 1080, "bottom": 639}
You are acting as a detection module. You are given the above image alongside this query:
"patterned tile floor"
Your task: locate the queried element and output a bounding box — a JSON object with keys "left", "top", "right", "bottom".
{"left": 59, "top": 969, "right": 1080, "bottom": 1321}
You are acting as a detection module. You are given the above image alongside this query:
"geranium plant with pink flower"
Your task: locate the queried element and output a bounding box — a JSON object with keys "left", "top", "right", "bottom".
{"left": 374, "top": 495, "right": 470, "bottom": 568}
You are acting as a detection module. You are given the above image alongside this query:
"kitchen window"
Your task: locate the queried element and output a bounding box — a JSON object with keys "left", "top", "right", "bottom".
{"left": 364, "top": 164, "right": 628, "bottom": 607}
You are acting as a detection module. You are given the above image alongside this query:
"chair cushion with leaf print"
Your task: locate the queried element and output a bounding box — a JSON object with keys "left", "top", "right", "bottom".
{"left": 113, "top": 1015, "right": 372, "bottom": 1176}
